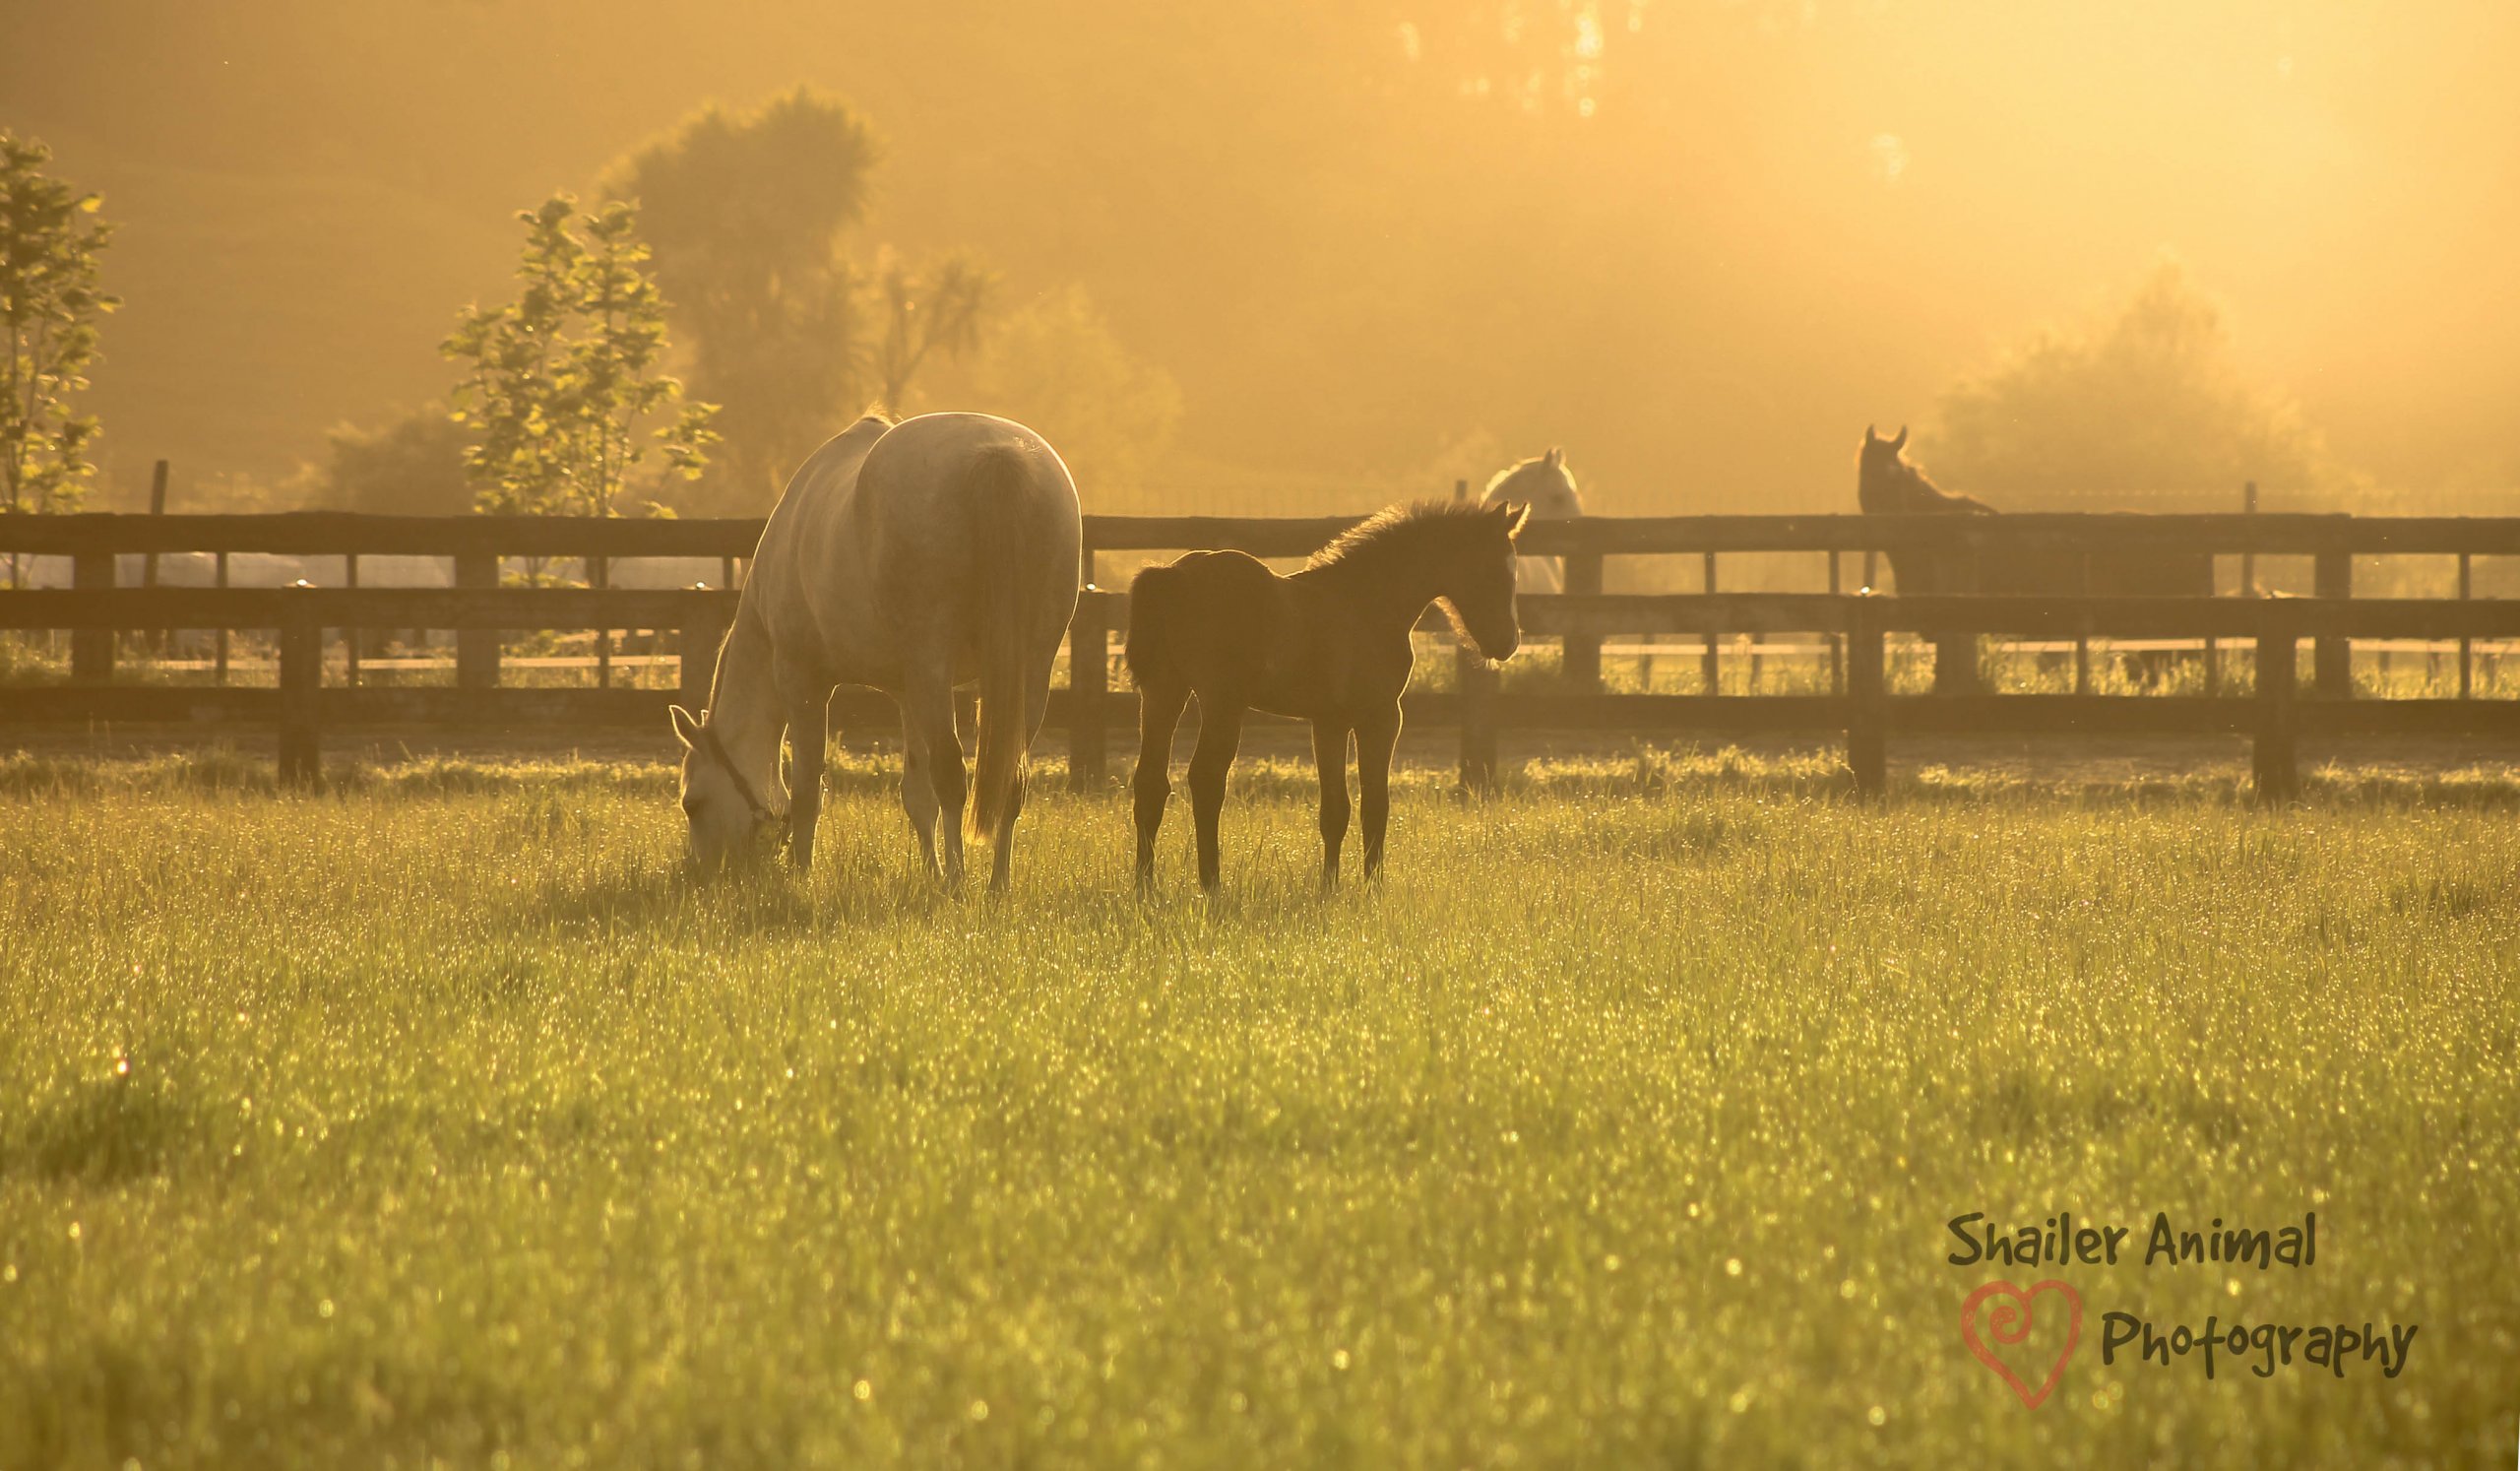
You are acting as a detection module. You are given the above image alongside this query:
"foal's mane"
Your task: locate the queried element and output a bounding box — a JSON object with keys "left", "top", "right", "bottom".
{"left": 1305, "top": 499, "right": 1503, "bottom": 575}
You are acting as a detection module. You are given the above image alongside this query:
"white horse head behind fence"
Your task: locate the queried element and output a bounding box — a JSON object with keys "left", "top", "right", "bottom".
{"left": 1480, "top": 448, "right": 1583, "bottom": 594}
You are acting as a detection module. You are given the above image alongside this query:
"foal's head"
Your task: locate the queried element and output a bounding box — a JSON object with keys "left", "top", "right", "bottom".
{"left": 669, "top": 704, "right": 782, "bottom": 872}
{"left": 1310, "top": 499, "right": 1533, "bottom": 660}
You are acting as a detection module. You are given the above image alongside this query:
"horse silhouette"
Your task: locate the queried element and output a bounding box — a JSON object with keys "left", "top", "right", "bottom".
{"left": 1857, "top": 425, "right": 2211, "bottom": 683}
{"left": 1125, "top": 499, "right": 1529, "bottom": 892}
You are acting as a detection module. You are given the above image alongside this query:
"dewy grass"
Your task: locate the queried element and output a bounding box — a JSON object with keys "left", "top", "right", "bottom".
{"left": 0, "top": 758, "right": 2513, "bottom": 1467}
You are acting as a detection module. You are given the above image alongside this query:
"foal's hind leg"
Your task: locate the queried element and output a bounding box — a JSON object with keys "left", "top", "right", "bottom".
{"left": 1311, "top": 720, "right": 1352, "bottom": 890}
{"left": 1132, "top": 681, "right": 1191, "bottom": 890}
{"left": 1186, "top": 700, "right": 1245, "bottom": 893}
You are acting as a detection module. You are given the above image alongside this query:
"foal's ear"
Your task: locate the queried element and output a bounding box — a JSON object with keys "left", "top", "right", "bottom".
{"left": 669, "top": 704, "right": 702, "bottom": 749}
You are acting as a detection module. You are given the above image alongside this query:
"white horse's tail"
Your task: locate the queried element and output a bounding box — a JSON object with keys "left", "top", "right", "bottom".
{"left": 968, "top": 445, "right": 1040, "bottom": 843}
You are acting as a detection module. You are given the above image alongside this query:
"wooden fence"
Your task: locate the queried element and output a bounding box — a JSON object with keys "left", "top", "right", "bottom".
{"left": 3, "top": 510, "right": 2513, "bottom": 798}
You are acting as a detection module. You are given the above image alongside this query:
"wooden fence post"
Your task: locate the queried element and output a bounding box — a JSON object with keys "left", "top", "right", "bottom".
{"left": 143, "top": 459, "right": 168, "bottom": 655}
{"left": 455, "top": 552, "right": 499, "bottom": 690}
{"left": 1827, "top": 551, "right": 1844, "bottom": 695}
{"left": 2313, "top": 548, "right": 2353, "bottom": 698}
{"left": 2073, "top": 551, "right": 2092, "bottom": 695}
{"left": 680, "top": 589, "right": 727, "bottom": 714}
{"left": 2458, "top": 552, "right": 2473, "bottom": 699}
{"left": 214, "top": 551, "right": 229, "bottom": 684}
{"left": 2253, "top": 606, "right": 2300, "bottom": 803}
{"left": 1700, "top": 551, "right": 1720, "bottom": 693}
{"left": 1931, "top": 544, "right": 1981, "bottom": 695}
{"left": 278, "top": 588, "right": 322, "bottom": 787}
{"left": 1068, "top": 563, "right": 1108, "bottom": 792}
{"left": 589, "top": 552, "right": 609, "bottom": 689}
{"left": 1846, "top": 598, "right": 1886, "bottom": 796}
{"left": 2238, "top": 480, "right": 2257, "bottom": 593}
{"left": 1561, "top": 549, "right": 1604, "bottom": 689}
{"left": 70, "top": 549, "right": 114, "bottom": 681}
{"left": 344, "top": 553, "right": 360, "bottom": 687}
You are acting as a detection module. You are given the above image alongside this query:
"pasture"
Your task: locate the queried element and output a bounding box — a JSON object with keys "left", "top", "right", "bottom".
{"left": 1, "top": 748, "right": 2515, "bottom": 1467}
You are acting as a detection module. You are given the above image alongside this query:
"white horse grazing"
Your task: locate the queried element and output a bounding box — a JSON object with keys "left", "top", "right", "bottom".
{"left": 1480, "top": 447, "right": 1584, "bottom": 593}
{"left": 669, "top": 411, "right": 1083, "bottom": 892}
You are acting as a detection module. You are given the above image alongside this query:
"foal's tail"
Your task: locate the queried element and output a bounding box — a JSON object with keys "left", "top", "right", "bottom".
{"left": 969, "top": 445, "right": 1046, "bottom": 844}
{"left": 1121, "top": 563, "right": 1173, "bottom": 690}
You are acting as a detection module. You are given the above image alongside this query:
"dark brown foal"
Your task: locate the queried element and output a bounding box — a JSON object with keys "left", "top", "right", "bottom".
{"left": 1123, "top": 498, "right": 1530, "bottom": 892}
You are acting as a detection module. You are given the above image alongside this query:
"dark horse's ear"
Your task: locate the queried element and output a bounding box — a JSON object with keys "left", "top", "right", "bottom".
{"left": 1502, "top": 501, "right": 1533, "bottom": 538}
{"left": 1864, "top": 423, "right": 1879, "bottom": 446}
{"left": 669, "top": 704, "right": 702, "bottom": 749}
{"left": 1890, "top": 424, "right": 1909, "bottom": 452}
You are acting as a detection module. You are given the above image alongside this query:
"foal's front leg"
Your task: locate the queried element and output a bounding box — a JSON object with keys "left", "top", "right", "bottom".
{"left": 1354, "top": 710, "right": 1402, "bottom": 879}
{"left": 1186, "top": 701, "right": 1246, "bottom": 893}
{"left": 1311, "top": 721, "right": 1352, "bottom": 890}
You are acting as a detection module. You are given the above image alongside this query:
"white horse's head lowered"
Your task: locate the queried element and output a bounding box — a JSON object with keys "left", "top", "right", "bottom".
{"left": 669, "top": 704, "right": 783, "bottom": 872}
{"left": 1481, "top": 447, "right": 1583, "bottom": 594}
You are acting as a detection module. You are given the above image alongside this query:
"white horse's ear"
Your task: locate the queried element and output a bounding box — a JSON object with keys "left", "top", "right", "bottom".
{"left": 1890, "top": 424, "right": 1908, "bottom": 451}
{"left": 669, "top": 705, "right": 702, "bottom": 749}
{"left": 1543, "top": 446, "right": 1563, "bottom": 469}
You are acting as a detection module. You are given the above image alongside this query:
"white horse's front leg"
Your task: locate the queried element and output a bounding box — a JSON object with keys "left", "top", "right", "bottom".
{"left": 899, "top": 713, "right": 942, "bottom": 878}
{"left": 784, "top": 694, "right": 828, "bottom": 871}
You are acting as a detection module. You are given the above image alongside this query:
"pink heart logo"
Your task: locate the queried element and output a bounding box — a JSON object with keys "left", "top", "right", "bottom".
{"left": 1960, "top": 1279, "right": 2082, "bottom": 1408}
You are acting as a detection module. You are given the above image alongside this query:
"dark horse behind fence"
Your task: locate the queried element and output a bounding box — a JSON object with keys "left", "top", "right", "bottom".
{"left": 1856, "top": 425, "right": 2213, "bottom": 682}
{"left": 1125, "top": 498, "right": 1530, "bottom": 892}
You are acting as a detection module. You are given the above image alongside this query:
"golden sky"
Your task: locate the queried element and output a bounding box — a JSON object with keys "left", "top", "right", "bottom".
{"left": 6, "top": 0, "right": 2514, "bottom": 510}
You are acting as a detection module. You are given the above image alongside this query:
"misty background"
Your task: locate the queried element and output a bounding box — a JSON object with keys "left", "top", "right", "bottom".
{"left": 7, "top": 0, "right": 2517, "bottom": 521}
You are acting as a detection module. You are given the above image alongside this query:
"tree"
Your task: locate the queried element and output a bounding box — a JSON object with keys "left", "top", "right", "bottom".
{"left": 609, "top": 88, "right": 1001, "bottom": 510}
{"left": 945, "top": 285, "right": 1183, "bottom": 505}
{"left": 1926, "top": 261, "right": 2336, "bottom": 507}
{"left": 443, "top": 194, "right": 714, "bottom": 534}
{"left": 1, "top": 132, "right": 120, "bottom": 587}
{"left": 608, "top": 89, "right": 879, "bottom": 508}
{"left": 873, "top": 250, "right": 993, "bottom": 413}
{"left": 311, "top": 406, "right": 472, "bottom": 517}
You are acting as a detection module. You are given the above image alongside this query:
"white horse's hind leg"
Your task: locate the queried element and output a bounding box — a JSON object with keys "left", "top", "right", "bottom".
{"left": 982, "top": 661, "right": 1054, "bottom": 893}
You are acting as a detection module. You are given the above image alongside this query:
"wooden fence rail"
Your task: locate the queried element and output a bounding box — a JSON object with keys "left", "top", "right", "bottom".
{"left": 8, "top": 508, "right": 2519, "bottom": 558}
{"left": 6, "top": 583, "right": 2514, "bottom": 799}
{"left": 21, "top": 508, "right": 2503, "bottom": 703}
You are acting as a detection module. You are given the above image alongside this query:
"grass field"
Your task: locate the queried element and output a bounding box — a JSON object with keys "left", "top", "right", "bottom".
{"left": 1, "top": 749, "right": 2515, "bottom": 1467}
